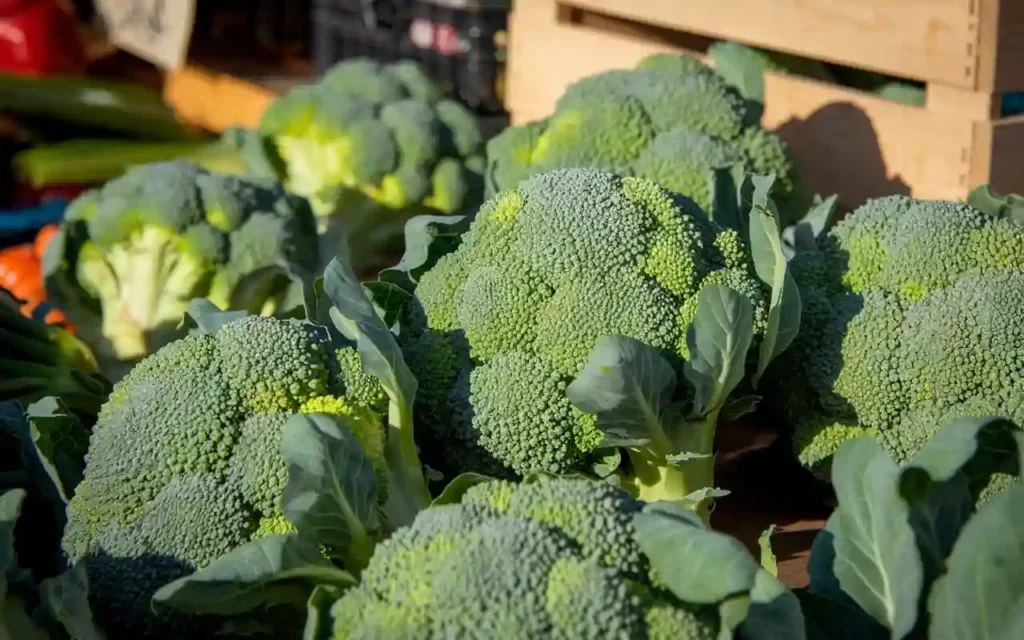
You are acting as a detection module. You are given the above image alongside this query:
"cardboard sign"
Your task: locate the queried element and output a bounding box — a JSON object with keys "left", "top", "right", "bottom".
{"left": 95, "top": 0, "right": 197, "bottom": 70}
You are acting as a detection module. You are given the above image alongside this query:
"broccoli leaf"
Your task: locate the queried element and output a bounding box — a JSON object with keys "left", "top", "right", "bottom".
{"left": 39, "top": 563, "right": 106, "bottom": 640}
{"left": 304, "top": 584, "right": 344, "bottom": 640}
{"left": 927, "top": 482, "right": 1024, "bottom": 640}
{"left": 708, "top": 165, "right": 750, "bottom": 231}
{"left": 281, "top": 413, "right": 379, "bottom": 567}
{"left": 430, "top": 473, "right": 495, "bottom": 507}
{"left": 827, "top": 437, "right": 923, "bottom": 638}
{"left": 227, "top": 263, "right": 314, "bottom": 321}
{"left": 23, "top": 397, "right": 91, "bottom": 503}
{"left": 758, "top": 525, "right": 778, "bottom": 576}
{"left": 152, "top": 534, "right": 355, "bottom": 616}
{"left": 377, "top": 214, "right": 473, "bottom": 294}
{"left": 901, "top": 416, "right": 1022, "bottom": 501}
{"left": 683, "top": 284, "right": 755, "bottom": 417}
{"left": 782, "top": 193, "right": 839, "bottom": 257}
{"left": 321, "top": 258, "right": 430, "bottom": 528}
{"left": 566, "top": 335, "right": 678, "bottom": 452}
{"left": 179, "top": 298, "right": 249, "bottom": 337}
{"left": 747, "top": 177, "right": 801, "bottom": 387}
{"left": 0, "top": 488, "right": 24, "bottom": 573}
{"left": 966, "top": 183, "right": 1024, "bottom": 225}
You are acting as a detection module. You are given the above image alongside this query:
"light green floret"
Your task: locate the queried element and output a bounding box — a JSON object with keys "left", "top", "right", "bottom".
{"left": 776, "top": 194, "right": 1024, "bottom": 484}
{"left": 401, "top": 169, "right": 769, "bottom": 481}
{"left": 44, "top": 160, "right": 319, "bottom": 382}
{"left": 329, "top": 477, "right": 719, "bottom": 640}
{"left": 485, "top": 53, "right": 798, "bottom": 216}
{"left": 61, "top": 314, "right": 388, "bottom": 639}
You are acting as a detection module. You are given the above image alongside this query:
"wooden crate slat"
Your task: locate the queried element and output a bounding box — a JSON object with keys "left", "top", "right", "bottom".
{"left": 507, "top": 0, "right": 1024, "bottom": 206}
{"left": 560, "top": 0, "right": 1024, "bottom": 91}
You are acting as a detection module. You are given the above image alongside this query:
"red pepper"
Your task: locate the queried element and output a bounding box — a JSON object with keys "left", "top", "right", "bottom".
{"left": 0, "top": 0, "right": 87, "bottom": 76}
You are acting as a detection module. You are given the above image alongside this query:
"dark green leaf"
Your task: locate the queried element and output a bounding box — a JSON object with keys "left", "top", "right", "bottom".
{"left": 24, "top": 397, "right": 90, "bottom": 503}
{"left": 683, "top": 285, "right": 755, "bottom": 417}
{"left": 431, "top": 473, "right": 495, "bottom": 507}
{"left": 0, "top": 489, "right": 25, "bottom": 573}
{"left": 1, "top": 593, "right": 50, "bottom": 640}
{"left": 634, "top": 501, "right": 758, "bottom": 604}
{"left": 228, "top": 263, "right": 314, "bottom": 322}
{"left": 281, "top": 413, "right": 378, "bottom": 558}
{"left": 747, "top": 185, "right": 801, "bottom": 387}
{"left": 902, "top": 416, "right": 1022, "bottom": 500}
{"left": 304, "top": 585, "right": 345, "bottom": 640}
{"left": 782, "top": 193, "right": 839, "bottom": 257}
{"left": 708, "top": 166, "right": 746, "bottom": 231}
{"left": 797, "top": 589, "right": 888, "bottom": 640}
{"left": 707, "top": 41, "right": 767, "bottom": 111}
{"left": 721, "top": 395, "right": 761, "bottom": 420}
{"left": 741, "top": 569, "right": 806, "bottom": 640}
{"left": 759, "top": 525, "right": 778, "bottom": 576}
{"left": 377, "top": 214, "right": 472, "bottom": 293}
{"left": 905, "top": 473, "right": 973, "bottom": 581}
{"left": 966, "top": 184, "right": 1024, "bottom": 225}
{"left": 152, "top": 534, "right": 355, "bottom": 616}
{"left": 590, "top": 448, "right": 623, "bottom": 479}
{"left": 567, "top": 336, "right": 677, "bottom": 453}
{"left": 361, "top": 280, "right": 411, "bottom": 331}
{"left": 927, "top": 482, "right": 1024, "bottom": 640}
{"left": 39, "top": 563, "right": 106, "bottom": 640}
{"left": 829, "top": 437, "right": 922, "bottom": 637}
{"left": 178, "top": 298, "right": 248, "bottom": 337}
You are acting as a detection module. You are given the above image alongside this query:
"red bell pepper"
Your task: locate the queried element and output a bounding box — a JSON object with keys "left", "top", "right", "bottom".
{"left": 0, "top": 0, "right": 87, "bottom": 76}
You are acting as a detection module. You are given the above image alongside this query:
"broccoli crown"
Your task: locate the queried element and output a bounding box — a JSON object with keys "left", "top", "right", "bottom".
{"left": 400, "top": 168, "right": 768, "bottom": 479}
{"left": 329, "top": 476, "right": 718, "bottom": 640}
{"left": 776, "top": 194, "right": 1024, "bottom": 476}
{"left": 45, "top": 160, "right": 319, "bottom": 380}
{"left": 485, "top": 53, "right": 798, "bottom": 216}
{"left": 259, "top": 58, "right": 486, "bottom": 220}
{"left": 60, "top": 314, "right": 387, "bottom": 638}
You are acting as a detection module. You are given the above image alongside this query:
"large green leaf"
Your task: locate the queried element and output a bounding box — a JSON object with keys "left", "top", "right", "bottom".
{"left": 152, "top": 534, "right": 355, "bottom": 616}
{"left": 782, "top": 193, "right": 839, "bottom": 257}
{"left": 829, "top": 437, "right": 923, "bottom": 637}
{"left": 178, "top": 298, "right": 249, "bottom": 337}
{"left": 566, "top": 335, "right": 678, "bottom": 450}
{"left": 304, "top": 584, "right": 344, "bottom": 640}
{"left": 0, "top": 489, "right": 24, "bottom": 574}
{"left": 39, "top": 562, "right": 106, "bottom": 640}
{"left": 966, "top": 184, "right": 1024, "bottom": 225}
{"left": 280, "top": 413, "right": 378, "bottom": 563}
{"left": 430, "top": 473, "right": 495, "bottom": 507}
{"left": 683, "top": 285, "right": 755, "bottom": 417}
{"left": 377, "top": 214, "right": 472, "bottom": 294}
{"left": 928, "top": 482, "right": 1024, "bottom": 640}
{"left": 23, "top": 398, "right": 91, "bottom": 504}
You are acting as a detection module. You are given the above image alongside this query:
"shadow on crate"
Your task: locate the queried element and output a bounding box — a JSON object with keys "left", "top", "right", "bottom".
{"left": 776, "top": 102, "right": 910, "bottom": 209}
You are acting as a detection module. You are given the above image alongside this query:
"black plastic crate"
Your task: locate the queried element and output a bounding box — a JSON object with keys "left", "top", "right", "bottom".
{"left": 313, "top": 0, "right": 509, "bottom": 117}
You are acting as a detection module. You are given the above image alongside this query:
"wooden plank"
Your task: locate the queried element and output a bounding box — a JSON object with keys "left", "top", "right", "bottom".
{"left": 985, "top": 115, "right": 1024, "bottom": 194}
{"left": 560, "top": 0, "right": 980, "bottom": 89}
{"left": 507, "top": 0, "right": 983, "bottom": 206}
{"left": 992, "top": 0, "right": 1024, "bottom": 92}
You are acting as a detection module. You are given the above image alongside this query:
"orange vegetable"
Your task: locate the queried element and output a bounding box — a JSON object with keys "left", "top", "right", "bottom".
{"left": 0, "top": 223, "right": 71, "bottom": 329}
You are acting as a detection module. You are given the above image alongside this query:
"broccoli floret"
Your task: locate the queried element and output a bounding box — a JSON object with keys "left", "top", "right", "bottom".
{"left": 485, "top": 53, "right": 798, "bottom": 217}
{"left": 254, "top": 58, "right": 487, "bottom": 271}
{"left": 61, "top": 313, "right": 389, "bottom": 638}
{"left": 329, "top": 477, "right": 718, "bottom": 640}
{"left": 43, "top": 161, "right": 319, "bottom": 382}
{"left": 775, "top": 194, "right": 1024, "bottom": 482}
{"left": 398, "top": 169, "right": 769, "bottom": 505}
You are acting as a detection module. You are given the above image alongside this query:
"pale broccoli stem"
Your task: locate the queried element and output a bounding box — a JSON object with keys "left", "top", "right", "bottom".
{"left": 627, "top": 415, "right": 718, "bottom": 521}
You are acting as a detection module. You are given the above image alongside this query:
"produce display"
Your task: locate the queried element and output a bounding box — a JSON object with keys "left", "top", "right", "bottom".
{"left": 1, "top": 32, "right": 1022, "bottom": 640}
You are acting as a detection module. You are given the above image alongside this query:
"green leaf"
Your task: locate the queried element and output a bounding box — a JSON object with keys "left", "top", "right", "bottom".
{"left": 927, "top": 482, "right": 1024, "bottom": 640}
{"left": 706, "top": 41, "right": 767, "bottom": 120}
{"left": 304, "top": 584, "right": 345, "bottom": 640}
{"left": 228, "top": 263, "right": 314, "bottom": 322}
{"left": 566, "top": 335, "right": 678, "bottom": 453}
{"left": 721, "top": 395, "right": 761, "bottom": 421}
{"left": 966, "top": 183, "right": 1024, "bottom": 225}
{"left": 431, "top": 473, "right": 495, "bottom": 507}
{"left": 1, "top": 593, "right": 50, "bottom": 640}
{"left": 902, "top": 416, "right": 1022, "bottom": 500}
{"left": 178, "top": 298, "right": 249, "bottom": 337}
{"left": 152, "top": 534, "right": 355, "bottom": 616}
{"left": 634, "top": 501, "right": 758, "bottom": 604}
{"left": 747, "top": 182, "right": 801, "bottom": 387}
{"left": 782, "top": 193, "right": 839, "bottom": 257}
{"left": 708, "top": 165, "right": 747, "bottom": 231}
{"left": 24, "top": 397, "right": 91, "bottom": 503}
{"left": 321, "top": 258, "right": 430, "bottom": 528}
{"left": 683, "top": 285, "right": 755, "bottom": 417}
{"left": 0, "top": 489, "right": 25, "bottom": 573}
{"left": 797, "top": 589, "right": 888, "bottom": 640}
{"left": 39, "top": 563, "right": 106, "bottom": 640}
{"left": 590, "top": 448, "right": 623, "bottom": 479}
{"left": 682, "top": 487, "right": 731, "bottom": 510}
{"left": 740, "top": 569, "right": 807, "bottom": 640}
{"left": 758, "top": 525, "right": 778, "bottom": 576}
{"left": 361, "top": 280, "right": 411, "bottom": 331}
{"left": 280, "top": 413, "right": 378, "bottom": 562}
{"left": 829, "top": 437, "right": 923, "bottom": 637}
{"left": 377, "top": 214, "right": 472, "bottom": 293}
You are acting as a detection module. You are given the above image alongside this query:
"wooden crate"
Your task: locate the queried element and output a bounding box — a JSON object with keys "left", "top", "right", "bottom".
{"left": 506, "top": 0, "right": 1024, "bottom": 206}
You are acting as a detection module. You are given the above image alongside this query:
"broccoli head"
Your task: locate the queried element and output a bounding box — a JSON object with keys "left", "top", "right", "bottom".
{"left": 43, "top": 160, "right": 319, "bottom": 382}
{"left": 395, "top": 168, "right": 777, "bottom": 511}
{"left": 775, "top": 194, "right": 1024, "bottom": 484}
{"left": 60, "top": 310, "right": 389, "bottom": 638}
{"left": 485, "top": 53, "right": 798, "bottom": 218}
{"left": 253, "top": 58, "right": 487, "bottom": 270}
{"left": 330, "top": 476, "right": 719, "bottom": 640}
